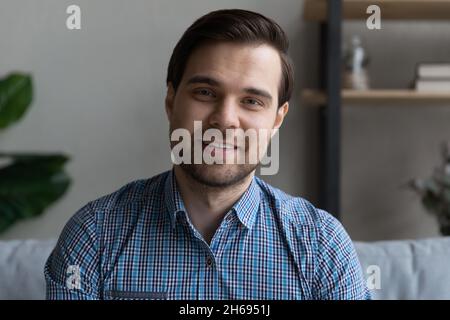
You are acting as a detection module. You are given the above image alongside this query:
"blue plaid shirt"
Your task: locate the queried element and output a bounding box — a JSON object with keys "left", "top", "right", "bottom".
{"left": 45, "top": 169, "right": 370, "bottom": 300}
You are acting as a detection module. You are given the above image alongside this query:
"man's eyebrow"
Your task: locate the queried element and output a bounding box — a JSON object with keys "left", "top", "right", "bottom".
{"left": 244, "top": 87, "right": 273, "bottom": 101}
{"left": 186, "top": 75, "right": 220, "bottom": 86}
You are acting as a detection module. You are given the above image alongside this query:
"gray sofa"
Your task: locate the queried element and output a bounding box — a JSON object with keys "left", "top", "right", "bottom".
{"left": 1, "top": 237, "right": 449, "bottom": 300}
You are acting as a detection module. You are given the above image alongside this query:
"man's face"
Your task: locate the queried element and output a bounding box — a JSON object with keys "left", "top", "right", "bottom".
{"left": 165, "top": 41, "right": 289, "bottom": 187}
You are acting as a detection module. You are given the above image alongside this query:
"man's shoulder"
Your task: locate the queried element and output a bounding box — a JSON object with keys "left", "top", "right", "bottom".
{"left": 254, "top": 177, "right": 342, "bottom": 232}
{"left": 60, "top": 170, "right": 171, "bottom": 246}
{"left": 85, "top": 170, "right": 170, "bottom": 214}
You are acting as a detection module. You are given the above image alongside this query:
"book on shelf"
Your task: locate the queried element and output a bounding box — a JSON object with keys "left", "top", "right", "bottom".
{"left": 414, "top": 62, "right": 450, "bottom": 92}
{"left": 416, "top": 62, "right": 450, "bottom": 79}
{"left": 415, "top": 79, "right": 450, "bottom": 92}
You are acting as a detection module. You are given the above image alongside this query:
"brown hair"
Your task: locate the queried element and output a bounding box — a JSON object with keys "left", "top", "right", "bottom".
{"left": 166, "top": 9, "right": 294, "bottom": 107}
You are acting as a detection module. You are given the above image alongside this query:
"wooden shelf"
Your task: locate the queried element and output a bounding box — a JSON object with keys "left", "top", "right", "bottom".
{"left": 304, "top": 0, "right": 450, "bottom": 21}
{"left": 302, "top": 89, "right": 450, "bottom": 105}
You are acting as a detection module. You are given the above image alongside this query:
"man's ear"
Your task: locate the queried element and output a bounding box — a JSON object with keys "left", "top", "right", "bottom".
{"left": 165, "top": 82, "right": 175, "bottom": 120}
{"left": 273, "top": 102, "right": 289, "bottom": 131}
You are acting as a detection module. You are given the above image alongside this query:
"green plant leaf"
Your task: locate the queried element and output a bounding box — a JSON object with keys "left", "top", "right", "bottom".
{"left": 0, "top": 73, "right": 33, "bottom": 130}
{"left": 441, "top": 174, "right": 450, "bottom": 188}
{"left": 0, "top": 153, "right": 71, "bottom": 233}
{"left": 443, "top": 189, "right": 450, "bottom": 203}
{"left": 422, "top": 192, "right": 441, "bottom": 214}
{"left": 424, "top": 178, "right": 441, "bottom": 196}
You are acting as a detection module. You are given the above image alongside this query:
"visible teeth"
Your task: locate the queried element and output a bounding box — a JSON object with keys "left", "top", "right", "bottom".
{"left": 209, "top": 142, "right": 234, "bottom": 149}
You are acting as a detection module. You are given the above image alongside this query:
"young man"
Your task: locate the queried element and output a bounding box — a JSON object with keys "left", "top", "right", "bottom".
{"left": 45, "top": 9, "right": 370, "bottom": 300}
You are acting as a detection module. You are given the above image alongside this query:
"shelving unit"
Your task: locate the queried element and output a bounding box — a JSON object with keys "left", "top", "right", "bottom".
{"left": 303, "top": 0, "right": 450, "bottom": 219}
{"left": 302, "top": 89, "right": 450, "bottom": 105}
{"left": 305, "top": 0, "right": 450, "bottom": 21}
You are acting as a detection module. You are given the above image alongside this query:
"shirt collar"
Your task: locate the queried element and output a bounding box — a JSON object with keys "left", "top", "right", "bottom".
{"left": 164, "top": 168, "right": 261, "bottom": 230}
{"left": 230, "top": 176, "right": 260, "bottom": 230}
{"left": 164, "top": 169, "right": 186, "bottom": 229}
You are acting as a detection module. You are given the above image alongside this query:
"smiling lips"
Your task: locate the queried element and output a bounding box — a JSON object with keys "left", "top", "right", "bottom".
{"left": 206, "top": 142, "right": 236, "bottom": 149}
{"left": 202, "top": 141, "right": 239, "bottom": 158}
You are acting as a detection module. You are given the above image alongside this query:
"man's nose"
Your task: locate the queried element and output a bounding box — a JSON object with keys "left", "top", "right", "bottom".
{"left": 208, "top": 97, "right": 240, "bottom": 130}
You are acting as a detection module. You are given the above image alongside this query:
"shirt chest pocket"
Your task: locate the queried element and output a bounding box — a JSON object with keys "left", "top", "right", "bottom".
{"left": 103, "top": 290, "right": 168, "bottom": 300}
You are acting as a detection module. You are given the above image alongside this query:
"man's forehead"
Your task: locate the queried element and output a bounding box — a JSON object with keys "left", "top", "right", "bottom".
{"left": 181, "top": 42, "right": 282, "bottom": 92}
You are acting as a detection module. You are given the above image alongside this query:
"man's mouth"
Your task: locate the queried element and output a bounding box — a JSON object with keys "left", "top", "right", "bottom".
{"left": 204, "top": 142, "right": 237, "bottom": 150}
{"left": 201, "top": 141, "right": 239, "bottom": 158}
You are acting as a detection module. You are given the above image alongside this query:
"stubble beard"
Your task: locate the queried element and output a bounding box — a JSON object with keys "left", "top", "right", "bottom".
{"left": 179, "top": 162, "right": 257, "bottom": 188}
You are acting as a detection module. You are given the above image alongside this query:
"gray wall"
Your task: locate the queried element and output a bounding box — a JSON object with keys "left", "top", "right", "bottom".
{"left": 341, "top": 21, "right": 450, "bottom": 240}
{"left": 0, "top": 0, "right": 445, "bottom": 241}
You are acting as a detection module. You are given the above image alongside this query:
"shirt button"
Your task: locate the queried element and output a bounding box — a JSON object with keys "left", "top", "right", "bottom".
{"left": 206, "top": 257, "right": 213, "bottom": 267}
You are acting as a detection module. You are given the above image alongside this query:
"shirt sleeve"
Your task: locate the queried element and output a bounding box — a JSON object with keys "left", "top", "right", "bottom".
{"left": 44, "top": 203, "right": 101, "bottom": 300}
{"left": 314, "top": 209, "right": 371, "bottom": 300}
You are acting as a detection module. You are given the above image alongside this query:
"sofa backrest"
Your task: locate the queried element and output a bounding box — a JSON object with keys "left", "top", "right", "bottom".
{"left": 0, "top": 239, "right": 55, "bottom": 300}
{"left": 1, "top": 237, "right": 449, "bottom": 300}
{"left": 354, "top": 237, "right": 450, "bottom": 299}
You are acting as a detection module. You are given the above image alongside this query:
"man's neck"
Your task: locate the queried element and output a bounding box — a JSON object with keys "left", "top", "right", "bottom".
{"left": 173, "top": 166, "right": 254, "bottom": 243}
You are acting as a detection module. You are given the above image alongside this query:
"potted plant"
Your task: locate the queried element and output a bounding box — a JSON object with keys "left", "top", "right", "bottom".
{"left": 0, "top": 72, "right": 71, "bottom": 233}
{"left": 409, "top": 142, "right": 450, "bottom": 236}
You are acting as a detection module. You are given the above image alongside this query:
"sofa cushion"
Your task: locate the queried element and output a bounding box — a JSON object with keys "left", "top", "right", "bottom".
{"left": 0, "top": 239, "right": 56, "bottom": 300}
{"left": 354, "top": 237, "right": 450, "bottom": 300}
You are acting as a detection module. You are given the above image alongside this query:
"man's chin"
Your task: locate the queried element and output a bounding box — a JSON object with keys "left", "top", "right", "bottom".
{"left": 180, "top": 163, "right": 256, "bottom": 188}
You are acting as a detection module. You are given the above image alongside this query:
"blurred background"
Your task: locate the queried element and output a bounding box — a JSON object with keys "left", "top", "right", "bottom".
{"left": 1, "top": 0, "right": 449, "bottom": 241}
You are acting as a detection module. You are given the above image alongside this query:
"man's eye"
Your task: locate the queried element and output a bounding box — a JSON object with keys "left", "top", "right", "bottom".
{"left": 242, "top": 98, "right": 263, "bottom": 107}
{"left": 194, "top": 88, "right": 215, "bottom": 97}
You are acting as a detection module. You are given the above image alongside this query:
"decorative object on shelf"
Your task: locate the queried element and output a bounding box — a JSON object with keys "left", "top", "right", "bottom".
{"left": 409, "top": 142, "right": 450, "bottom": 236}
{"left": 414, "top": 62, "right": 450, "bottom": 92}
{"left": 342, "top": 35, "right": 370, "bottom": 90}
{"left": 0, "top": 72, "right": 72, "bottom": 233}
{"left": 304, "top": 0, "right": 450, "bottom": 21}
